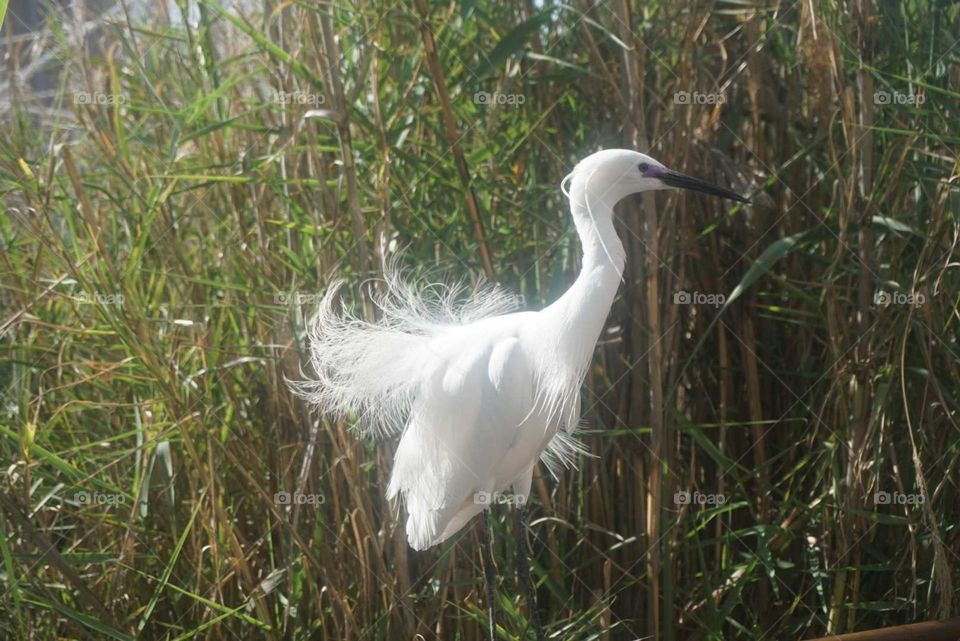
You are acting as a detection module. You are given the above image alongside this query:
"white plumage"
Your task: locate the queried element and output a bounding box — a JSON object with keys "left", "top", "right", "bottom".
{"left": 296, "top": 149, "right": 746, "bottom": 550}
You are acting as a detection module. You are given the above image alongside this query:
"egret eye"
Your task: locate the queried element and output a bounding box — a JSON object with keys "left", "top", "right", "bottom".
{"left": 638, "top": 162, "right": 649, "bottom": 173}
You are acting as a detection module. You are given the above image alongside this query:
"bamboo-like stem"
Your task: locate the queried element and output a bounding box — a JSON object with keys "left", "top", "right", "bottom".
{"left": 412, "top": 0, "right": 495, "bottom": 280}
{"left": 806, "top": 618, "right": 960, "bottom": 641}
{"left": 612, "top": 0, "right": 669, "bottom": 635}
{"left": 316, "top": 1, "right": 374, "bottom": 312}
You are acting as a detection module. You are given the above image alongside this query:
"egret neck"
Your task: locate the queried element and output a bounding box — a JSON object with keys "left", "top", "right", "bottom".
{"left": 545, "top": 184, "right": 626, "bottom": 366}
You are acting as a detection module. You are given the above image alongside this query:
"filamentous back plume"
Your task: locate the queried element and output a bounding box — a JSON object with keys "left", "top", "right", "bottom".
{"left": 293, "top": 269, "right": 521, "bottom": 437}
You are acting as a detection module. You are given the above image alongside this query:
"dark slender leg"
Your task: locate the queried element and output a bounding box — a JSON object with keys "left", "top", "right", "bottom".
{"left": 516, "top": 505, "right": 545, "bottom": 641}
{"left": 480, "top": 508, "right": 497, "bottom": 641}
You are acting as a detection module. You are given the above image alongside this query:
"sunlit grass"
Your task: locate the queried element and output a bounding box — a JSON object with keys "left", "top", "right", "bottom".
{"left": 1, "top": 1, "right": 958, "bottom": 639}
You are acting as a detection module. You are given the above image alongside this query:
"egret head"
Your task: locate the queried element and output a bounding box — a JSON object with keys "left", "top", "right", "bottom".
{"left": 564, "top": 149, "right": 747, "bottom": 210}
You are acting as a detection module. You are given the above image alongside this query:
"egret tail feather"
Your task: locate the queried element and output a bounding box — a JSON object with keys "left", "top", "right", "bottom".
{"left": 291, "top": 268, "right": 521, "bottom": 438}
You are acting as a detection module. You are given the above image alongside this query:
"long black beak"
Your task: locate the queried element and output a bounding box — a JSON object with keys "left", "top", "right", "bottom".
{"left": 659, "top": 169, "right": 748, "bottom": 203}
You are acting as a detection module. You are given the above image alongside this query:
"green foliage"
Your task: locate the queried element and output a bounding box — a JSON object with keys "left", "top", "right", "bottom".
{"left": 1, "top": 1, "right": 958, "bottom": 640}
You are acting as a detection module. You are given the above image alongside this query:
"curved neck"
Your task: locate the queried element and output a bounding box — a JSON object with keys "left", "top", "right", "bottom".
{"left": 570, "top": 198, "right": 626, "bottom": 275}
{"left": 543, "top": 194, "right": 626, "bottom": 362}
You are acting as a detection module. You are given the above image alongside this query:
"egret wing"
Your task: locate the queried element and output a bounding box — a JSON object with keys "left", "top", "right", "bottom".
{"left": 386, "top": 329, "right": 534, "bottom": 550}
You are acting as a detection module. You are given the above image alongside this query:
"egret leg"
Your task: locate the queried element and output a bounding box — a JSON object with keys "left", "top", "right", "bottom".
{"left": 516, "top": 505, "right": 545, "bottom": 641}
{"left": 480, "top": 508, "right": 497, "bottom": 641}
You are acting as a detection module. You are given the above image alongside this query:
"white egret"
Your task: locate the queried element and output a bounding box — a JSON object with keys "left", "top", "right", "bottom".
{"left": 297, "top": 149, "right": 746, "bottom": 640}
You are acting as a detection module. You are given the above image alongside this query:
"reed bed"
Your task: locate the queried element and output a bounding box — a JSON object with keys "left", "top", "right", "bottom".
{"left": 1, "top": 1, "right": 958, "bottom": 639}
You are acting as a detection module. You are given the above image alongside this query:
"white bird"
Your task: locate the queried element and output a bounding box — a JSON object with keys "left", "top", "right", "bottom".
{"left": 296, "top": 149, "right": 746, "bottom": 639}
